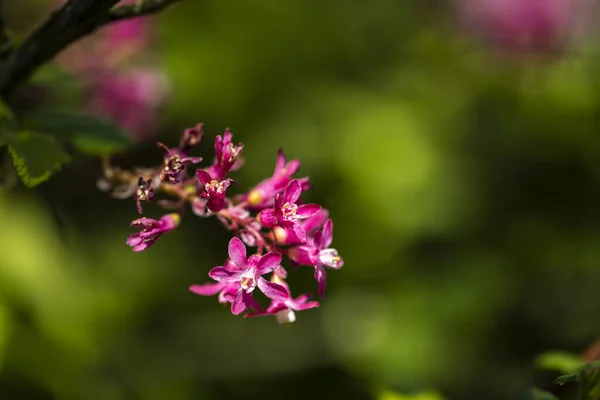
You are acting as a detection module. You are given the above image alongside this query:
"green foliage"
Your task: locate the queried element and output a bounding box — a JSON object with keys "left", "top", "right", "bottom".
{"left": 519, "top": 388, "right": 560, "bottom": 400}
{"left": 5, "top": 130, "right": 70, "bottom": 188}
{"left": 29, "top": 64, "right": 84, "bottom": 105}
{"left": 0, "top": 98, "right": 15, "bottom": 126}
{"left": 378, "top": 389, "right": 445, "bottom": 400}
{"left": 551, "top": 361, "right": 600, "bottom": 399}
{"left": 20, "top": 109, "right": 133, "bottom": 155}
{"left": 537, "top": 351, "right": 585, "bottom": 375}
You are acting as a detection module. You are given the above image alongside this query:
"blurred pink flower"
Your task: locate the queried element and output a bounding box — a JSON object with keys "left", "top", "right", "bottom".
{"left": 86, "top": 69, "right": 170, "bottom": 141}
{"left": 53, "top": 0, "right": 169, "bottom": 142}
{"left": 458, "top": 0, "right": 594, "bottom": 55}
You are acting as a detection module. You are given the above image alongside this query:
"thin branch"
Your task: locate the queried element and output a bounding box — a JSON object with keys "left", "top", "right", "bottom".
{"left": 0, "top": 0, "right": 182, "bottom": 99}
{"left": 104, "top": 0, "right": 183, "bottom": 24}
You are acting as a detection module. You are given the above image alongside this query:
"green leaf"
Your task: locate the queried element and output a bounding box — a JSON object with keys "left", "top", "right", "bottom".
{"left": 0, "top": 99, "right": 16, "bottom": 148}
{"left": 536, "top": 351, "right": 585, "bottom": 375}
{"left": 519, "top": 388, "right": 560, "bottom": 400}
{"left": 28, "top": 65, "right": 84, "bottom": 105}
{"left": 19, "top": 110, "right": 133, "bottom": 155}
{"left": 553, "top": 371, "right": 581, "bottom": 386}
{"left": 5, "top": 130, "right": 70, "bottom": 187}
{"left": 0, "top": 98, "right": 14, "bottom": 124}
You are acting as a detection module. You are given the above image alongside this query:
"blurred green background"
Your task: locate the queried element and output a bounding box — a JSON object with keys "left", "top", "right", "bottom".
{"left": 1, "top": 1, "right": 600, "bottom": 399}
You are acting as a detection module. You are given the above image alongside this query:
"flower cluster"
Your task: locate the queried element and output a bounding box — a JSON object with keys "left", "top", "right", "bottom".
{"left": 100, "top": 124, "right": 344, "bottom": 324}
{"left": 54, "top": 0, "right": 169, "bottom": 141}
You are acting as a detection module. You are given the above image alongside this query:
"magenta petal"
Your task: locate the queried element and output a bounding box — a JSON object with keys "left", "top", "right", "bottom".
{"left": 321, "top": 219, "right": 333, "bottom": 248}
{"left": 313, "top": 229, "right": 324, "bottom": 249}
{"left": 284, "top": 159, "right": 300, "bottom": 176}
{"left": 186, "top": 156, "right": 203, "bottom": 164}
{"left": 295, "top": 300, "right": 319, "bottom": 311}
{"left": 259, "top": 209, "right": 277, "bottom": 228}
{"left": 228, "top": 237, "right": 247, "bottom": 267}
{"left": 257, "top": 251, "right": 282, "bottom": 274}
{"left": 189, "top": 282, "right": 226, "bottom": 296}
{"left": 132, "top": 242, "right": 150, "bottom": 252}
{"left": 289, "top": 222, "right": 307, "bottom": 244}
{"left": 315, "top": 265, "right": 327, "bottom": 298}
{"left": 275, "top": 148, "right": 286, "bottom": 173}
{"left": 297, "top": 203, "right": 321, "bottom": 218}
{"left": 231, "top": 292, "right": 247, "bottom": 315}
{"left": 283, "top": 180, "right": 302, "bottom": 204}
{"left": 244, "top": 310, "right": 270, "bottom": 318}
{"left": 257, "top": 278, "right": 289, "bottom": 302}
{"left": 126, "top": 233, "right": 143, "bottom": 246}
{"left": 274, "top": 265, "right": 288, "bottom": 278}
{"left": 303, "top": 209, "right": 329, "bottom": 233}
{"left": 265, "top": 303, "right": 288, "bottom": 314}
{"left": 196, "top": 169, "right": 212, "bottom": 185}
{"left": 208, "top": 266, "right": 239, "bottom": 281}
{"left": 131, "top": 217, "right": 155, "bottom": 227}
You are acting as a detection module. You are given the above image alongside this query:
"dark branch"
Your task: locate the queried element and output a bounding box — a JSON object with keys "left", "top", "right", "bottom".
{"left": 0, "top": 0, "right": 182, "bottom": 99}
{"left": 104, "top": 0, "right": 183, "bottom": 24}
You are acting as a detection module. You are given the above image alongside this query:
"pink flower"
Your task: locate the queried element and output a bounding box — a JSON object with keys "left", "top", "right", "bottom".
{"left": 197, "top": 238, "right": 289, "bottom": 315}
{"left": 157, "top": 142, "right": 203, "bottom": 184}
{"left": 196, "top": 170, "right": 232, "bottom": 212}
{"left": 87, "top": 69, "right": 169, "bottom": 142}
{"left": 246, "top": 148, "right": 310, "bottom": 208}
{"left": 179, "top": 123, "right": 204, "bottom": 153}
{"left": 206, "top": 129, "right": 244, "bottom": 181}
{"left": 189, "top": 260, "right": 241, "bottom": 304}
{"left": 458, "top": 0, "right": 587, "bottom": 55}
{"left": 135, "top": 176, "right": 156, "bottom": 214}
{"left": 258, "top": 180, "right": 321, "bottom": 244}
{"left": 271, "top": 208, "right": 329, "bottom": 245}
{"left": 289, "top": 219, "right": 343, "bottom": 297}
{"left": 126, "top": 213, "right": 180, "bottom": 252}
{"left": 245, "top": 277, "right": 319, "bottom": 324}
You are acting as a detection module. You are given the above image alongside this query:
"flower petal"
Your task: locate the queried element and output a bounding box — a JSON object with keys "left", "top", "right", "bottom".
{"left": 289, "top": 222, "right": 307, "bottom": 244}
{"left": 321, "top": 219, "right": 333, "bottom": 248}
{"left": 208, "top": 266, "right": 240, "bottom": 281}
{"left": 231, "top": 291, "right": 247, "bottom": 315}
{"left": 257, "top": 278, "right": 289, "bottom": 302}
{"left": 131, "top": 217, "right": 156, "bottom": 227}
{"left": 184, "top": 156, "right": 203, "bottom": 164}
{"left": 313, "top": 229, "right": 324, "bottom": 249}
{"left": 196, "top": 169, "right": 212, "bottom": 185}
{"left": 275, "top": 148, "right": 286, "bottom": 174}
{"left": 302, "top": 209, "right": 329, "bottom": 233}
{"left": 258, "top": 209, "right": 277, "bottom": 228}
{"left": 189, "top": 282, "right": 226, "bottom": 296}
{"left": 283, "top": 180, "right": 302, "bottom": 204}
{"left": 293, "top": 297, "right": 320, "bottom": 311}
{"left": 126, "top": 233, "right": 143, "bottom": 246}
{"left": 227, "top": 237, "right": 247, "bottom": 267}
{"left": 297, "top": 203, "right": 321, "bottom": 219}
{"left": 265, "top": 303, "right": 288, "bottom": 314}
{"left": 257, "top": 251, "right": 282, "bottom": 274}
{"left": 315, "top": 265, "right": 327, "bottom": 298}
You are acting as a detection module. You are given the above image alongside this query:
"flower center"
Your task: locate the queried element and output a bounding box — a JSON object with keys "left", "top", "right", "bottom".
{"left": 165, "top": 154, "right": 184, "bottom": 173}
{"left": 281, "top": 202, "right": 298, "bottom": 219}
{"left": 319, "top": 249, "right": 342, "bottom": 269}
{"left": 239, "top": 271, "right": 257, "bottom": 292}
{"left": 225, "top": 143, "right": 242, "bottom": 162}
